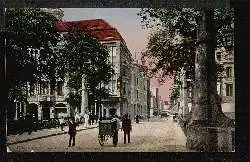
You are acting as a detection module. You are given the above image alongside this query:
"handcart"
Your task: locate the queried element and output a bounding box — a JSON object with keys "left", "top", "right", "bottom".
{"left": 98, "top": 119, "right": 117, "bottom": 146}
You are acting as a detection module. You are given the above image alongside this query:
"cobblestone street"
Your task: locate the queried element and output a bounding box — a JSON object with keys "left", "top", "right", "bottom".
{"left": 8, "top": 117, "right": 192, "bottom": 152}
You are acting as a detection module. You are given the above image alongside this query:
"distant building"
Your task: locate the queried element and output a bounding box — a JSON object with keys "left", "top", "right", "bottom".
{"left": 130, "top": 62, "right": 149, "bottom": 118}
{"left": 215, "top": 46, "right": 235, "bottom": 118}
{"left": 150, "top": 87, "right": 165, "bottom": 116}
{"left": 159, "top": 97, "right": 164, "bottom": 112}
{"left": 150, "top": 91, "right": 156, "bottom": 117}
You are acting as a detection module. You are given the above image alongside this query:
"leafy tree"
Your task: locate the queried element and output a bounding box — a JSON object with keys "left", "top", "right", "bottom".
{"left": 1, "top": 8, "right": 61, "bottom": 152}
{"left": 138, "top": 8, "right": 233, "bottom": 81}
{"left": 170, "top": 72, "right": 181, "bottom": 105}
{"left": 5, "top": 8, "right": 60, "bottom": 102}
{"left": 139, "top": 8, "right": 234, "bottom": 129}
{"left": 61, "top": 31, "right": 114, "bottom": 114}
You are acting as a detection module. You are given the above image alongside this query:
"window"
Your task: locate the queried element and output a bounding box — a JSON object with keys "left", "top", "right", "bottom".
{"left": 57, "top": 81, "right": 63, "bottom": 96}
{"left": 40, "top": 82, "right": 48, "bottom": 95}
{"left": 226, "top": 67, "right": 232, "bottom": 78}
{"left": 30, "top": 83, "right": 35, "bottom": 96}
{"left": 109, "top": 46, "right": 117, "bottom": 57}
{"left": 136, "top": 90, "right": 139, "bottom": 99}
{"left": 123, "top": 86, "right": 126, "bottom": 94}
{"left": 111, "top": 80, "right": 116, "bottom": 94}
{"left": 216, "top": 52, "right": 221, "bottom": 61}
{"left": 136, "top": 78, "right": 139, "bottom": 86}
{"left": 226, "top": 84, "right": 233, "bottom": 96}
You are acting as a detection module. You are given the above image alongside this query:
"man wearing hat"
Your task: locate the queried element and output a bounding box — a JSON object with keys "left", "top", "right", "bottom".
{"left": 109, "top": 108, "right": 121, "bottom": 146}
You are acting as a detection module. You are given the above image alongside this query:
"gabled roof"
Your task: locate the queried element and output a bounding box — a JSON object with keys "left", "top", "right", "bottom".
{"left": 56, "top": 19, "right": 124, "bottom": 42}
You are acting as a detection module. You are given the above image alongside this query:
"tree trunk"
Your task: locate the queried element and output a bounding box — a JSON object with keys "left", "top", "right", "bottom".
{"left": 191, "top": 8, "right": 214, "bottom": 126}
{"left": 190, "top": 8, "right": 233, "bottom": 127}
{"left": 187, "top": 8, "right": 234, "bottom": 152}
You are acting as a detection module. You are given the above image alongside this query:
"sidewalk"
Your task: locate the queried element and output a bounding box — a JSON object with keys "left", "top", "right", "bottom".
{"left": 7, "top": 123, "right": 98, "bottom": 145}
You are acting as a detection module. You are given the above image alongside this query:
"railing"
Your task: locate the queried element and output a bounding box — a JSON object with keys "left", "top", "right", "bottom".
{"left": 223, "top": 77, "right": 233, "bottom": 82}
{"left": 38, "top": 95, "right": 56, "bottom": 102}
{"left": 55, "top": 95, "right": 65, "bottom": 102}
{"left": 28, "top": 94, "right": 67, "bottom": 102}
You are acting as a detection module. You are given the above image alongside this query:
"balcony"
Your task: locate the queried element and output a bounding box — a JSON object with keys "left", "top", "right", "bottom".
{"left": 55, "top": 95, "right": 65, "bottom": 102}
{"left": 223, "top": 77, "right": 234, "bottom": 82}
{"left": 38, "top": 95, "right": 56, "bottom": 102}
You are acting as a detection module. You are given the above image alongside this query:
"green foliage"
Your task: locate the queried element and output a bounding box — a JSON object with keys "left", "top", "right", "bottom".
{"left": 170, "top": 72, "right": 181, "bottom": 104}
{"left": 61, "top": 31, "right": 115, "bottom": 106}
{"left": 5, "top": 8, "right": 60, "bottom": 101}
{"left": 138, "top": 8, "right": 234, "bottom": 81}
{"left": 65, "top": 91, "right": 81, "bottom": 108}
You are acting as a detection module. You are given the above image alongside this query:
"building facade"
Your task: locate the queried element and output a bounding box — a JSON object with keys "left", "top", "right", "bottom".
{"left": 215, "top": 47, "right": 235, "bottom": 117}
{"left": 130, "top": 62, "right": 148, "bottom": 118}
{"left": 12, "top": 18, "right": 153, "bottom": 121}
{"left": 150, "top": 87, "right": 165, "bottom": 116}
{"left": 57, "top": 19, "right": 134, "bottom": 118}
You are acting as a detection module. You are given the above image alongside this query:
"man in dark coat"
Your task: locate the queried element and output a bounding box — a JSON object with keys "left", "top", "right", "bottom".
{"left": 122, "top": 114, "right": 132, "bottom": 144}
{"left": 135, "top": 114, "right": 139, "bottom": 123}
{"left": 68, "top": 118, "right": 77, "bottom": 147}
{"left": 109, "top": 108, "right": 120, "bottom": 146}
{"left": 26, "top": 113, "right": 33, "bottom": 135}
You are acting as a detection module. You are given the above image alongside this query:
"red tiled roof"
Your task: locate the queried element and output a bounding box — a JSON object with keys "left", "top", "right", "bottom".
{"left": 56, "top": 19, "right": 123, "bottom": 42}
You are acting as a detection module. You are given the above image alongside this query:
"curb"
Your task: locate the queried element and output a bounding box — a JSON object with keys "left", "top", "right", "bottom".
{"left": 7, "top": 125, "right": 98, "bottom": 146}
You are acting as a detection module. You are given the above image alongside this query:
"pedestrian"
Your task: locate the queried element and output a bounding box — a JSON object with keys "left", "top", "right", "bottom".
{"left": 59, "top": 116, "right": 64, "bottom": 131}
{"left": 88, "top": 113, "right": 92, "bottom": 125}
{"left": 110, "top": 109, "right": 120, "bottom": 146}
{"left": 26, "top": 113, "right": 33, "bottom": 135}
{"left": 89, "top": 113, "right": 92, "bottom": 125}
{"left": 68, "top": 118, "right": 77, "bottom": 147}
{"left": 91, "top": 114, "right": 95, "bottom": 125}
{"left": 135, "top": 115, "right": 139, "bottom": 123}
{"left": 95, "top": 115, "right": 98, "bottom": 123}
{"left": 122, "top": 114, "right": 132, "bottom": 144}
{"left": 19, "top": 115, "right": 24, "bottom": 134}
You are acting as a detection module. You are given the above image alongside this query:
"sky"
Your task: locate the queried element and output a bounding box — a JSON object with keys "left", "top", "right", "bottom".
{"left": 61, "top": 8, "right": 173, "bottom": 102}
